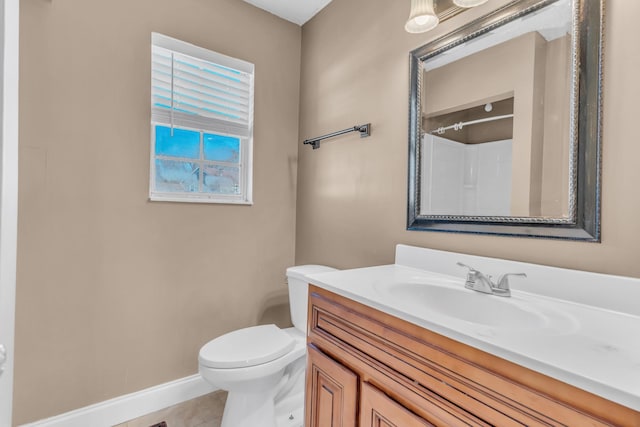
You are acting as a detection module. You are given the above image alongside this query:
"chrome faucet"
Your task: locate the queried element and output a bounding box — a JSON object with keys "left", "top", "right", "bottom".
{"left": 456, "top": 262, "right": 526, "bottom": 297}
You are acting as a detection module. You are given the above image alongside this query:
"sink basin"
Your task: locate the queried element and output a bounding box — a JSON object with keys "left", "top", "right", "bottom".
{"left": 374, "top": 281, "right": 578, "bottom": 333}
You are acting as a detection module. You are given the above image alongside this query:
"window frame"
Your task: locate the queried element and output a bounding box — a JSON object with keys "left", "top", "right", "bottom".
{"left": 149, "top": 33, "right": 254, "bottom": 205}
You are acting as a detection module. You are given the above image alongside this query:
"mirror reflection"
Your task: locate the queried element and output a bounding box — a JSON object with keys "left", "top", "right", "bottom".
{"left": 420, "top": 0, "right": 572, "bottom": 218}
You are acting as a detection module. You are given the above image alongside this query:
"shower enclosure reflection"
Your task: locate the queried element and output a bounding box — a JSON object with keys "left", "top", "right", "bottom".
{"left": 420, "top": 1, "right": 572, "bottom": 218}
{"left": 422, "top": 99, "right": 514, "bottom": 216}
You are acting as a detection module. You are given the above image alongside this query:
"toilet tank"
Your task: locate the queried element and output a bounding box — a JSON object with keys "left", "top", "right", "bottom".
{"left": 286, "top": 265, "right": 337, "bottom": 332}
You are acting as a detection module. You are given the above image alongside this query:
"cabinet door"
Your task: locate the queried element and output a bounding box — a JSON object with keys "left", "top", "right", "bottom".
{"left": 305, "top": 344, "right": 358, "bottom": 427}
{"left": 360, "top": 382, "right": 434, "bottom": 427}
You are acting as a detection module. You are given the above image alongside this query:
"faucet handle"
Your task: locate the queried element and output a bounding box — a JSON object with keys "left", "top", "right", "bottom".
{"left": 456, "top": 262, "right": 476, "bottom": 272}
{"left": 495, "top": 273, "right": 527, "bottom": 291}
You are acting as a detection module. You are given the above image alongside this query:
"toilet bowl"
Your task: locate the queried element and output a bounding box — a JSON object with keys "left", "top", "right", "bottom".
{"left": 198, "top": 265, "right": 337, "bottom": 427}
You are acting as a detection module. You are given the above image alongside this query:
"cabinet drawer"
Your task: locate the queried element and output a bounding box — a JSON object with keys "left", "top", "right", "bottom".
{"left": 308, "top": 286, "right": 639, "bottom": 427}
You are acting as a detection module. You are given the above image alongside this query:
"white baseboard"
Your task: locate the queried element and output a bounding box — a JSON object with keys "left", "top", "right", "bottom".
{"left": 20, "top": 374, "right": 217, "bottom": 427}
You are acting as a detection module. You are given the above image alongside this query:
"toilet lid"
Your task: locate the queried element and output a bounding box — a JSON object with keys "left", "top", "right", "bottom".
{"left": 199, "top": 324, "right": 295, "bottom": 369}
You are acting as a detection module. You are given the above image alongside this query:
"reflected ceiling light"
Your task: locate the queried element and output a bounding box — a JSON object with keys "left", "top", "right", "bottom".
{"left": 405, "top": 0, "right": 439, "bottom": 33}
{"left": 453, "top": 0, "right": 489, "bottom": 7}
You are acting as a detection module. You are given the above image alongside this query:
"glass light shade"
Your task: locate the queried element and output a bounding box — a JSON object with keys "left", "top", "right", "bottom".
{"left": 405, "top": 0, "right": 439, "bottom": 33}
{"left": 453, "top": 0, "right": 489, "bottom": 7}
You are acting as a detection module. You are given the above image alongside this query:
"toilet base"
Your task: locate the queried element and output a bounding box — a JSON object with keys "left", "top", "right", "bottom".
{"left": 219, "top": 377, "right": 305, "bottom": 427}
{"left": 221, "top": 389, "right": 277, "bottom": 427}
{"left": 275, "top": 389, "right": 304, "bottom": 427}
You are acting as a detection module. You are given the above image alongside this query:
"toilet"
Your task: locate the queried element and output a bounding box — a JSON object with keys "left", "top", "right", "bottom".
{"left": 198, "top": 265, "right": 337, "bottom": 427}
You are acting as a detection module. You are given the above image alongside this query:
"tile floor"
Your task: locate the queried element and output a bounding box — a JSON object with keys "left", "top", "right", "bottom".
{"left": 113, "top": 390, "right": 227, "bottom": 427}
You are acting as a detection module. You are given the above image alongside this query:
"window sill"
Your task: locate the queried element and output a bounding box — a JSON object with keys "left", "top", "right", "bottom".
{"left": 149, "top": 195, "right": 253, "bottom": 205}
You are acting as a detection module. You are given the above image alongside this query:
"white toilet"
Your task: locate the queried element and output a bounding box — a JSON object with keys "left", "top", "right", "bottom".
{"left": 198, "top": 265, "right": 337, "bottom": 427}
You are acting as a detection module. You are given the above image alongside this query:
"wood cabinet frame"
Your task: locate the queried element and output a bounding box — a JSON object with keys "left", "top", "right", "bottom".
{"left": 306, "top": 285, "right": 640, "bottom": 427}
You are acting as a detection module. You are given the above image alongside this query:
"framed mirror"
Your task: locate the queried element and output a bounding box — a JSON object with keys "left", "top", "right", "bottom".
{"left": 407, "top": 0, "right": 603, "bottom": 241}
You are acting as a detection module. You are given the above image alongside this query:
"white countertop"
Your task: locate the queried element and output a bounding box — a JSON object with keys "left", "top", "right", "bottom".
{"left": 306, "top": 246, "right": 640, "bottom": 412}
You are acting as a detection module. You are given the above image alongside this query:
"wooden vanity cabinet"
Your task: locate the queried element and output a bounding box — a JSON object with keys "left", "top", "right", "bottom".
{"left": 305, "top": 285, "right": 640, "bottom": 427}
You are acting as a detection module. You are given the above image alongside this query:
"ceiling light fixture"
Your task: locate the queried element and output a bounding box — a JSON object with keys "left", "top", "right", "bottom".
{"left": 453, "top": 0, "right": 489, "bottom": 7}
{"left": 405, "top": 0, "right": 439, "bottom": 33}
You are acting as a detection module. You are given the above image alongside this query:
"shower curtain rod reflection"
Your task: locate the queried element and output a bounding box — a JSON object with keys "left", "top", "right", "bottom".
{"left": 428, "top": 114, "right": 514, "bottom": 135}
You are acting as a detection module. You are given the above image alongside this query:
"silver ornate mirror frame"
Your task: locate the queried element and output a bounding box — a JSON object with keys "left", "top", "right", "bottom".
{"left": 407, "top": 0, "right": 603, "bottom": 241}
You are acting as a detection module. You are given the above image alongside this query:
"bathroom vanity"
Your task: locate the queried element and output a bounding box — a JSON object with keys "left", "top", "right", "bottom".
{"left": 304, "top": 245, "right": 640, "bottom": 426}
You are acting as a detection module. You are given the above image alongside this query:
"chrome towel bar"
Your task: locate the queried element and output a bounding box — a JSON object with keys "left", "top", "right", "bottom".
{"left": 303, "top": 123, "right": 371, "bottom": 149}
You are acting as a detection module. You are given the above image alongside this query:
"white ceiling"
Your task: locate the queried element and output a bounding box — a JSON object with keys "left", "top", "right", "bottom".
{"left": 242, "top": 0, "right": 334, "bottom": 26}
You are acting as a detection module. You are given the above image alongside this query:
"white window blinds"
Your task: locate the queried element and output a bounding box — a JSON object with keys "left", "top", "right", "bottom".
{"left": 151, "top": 33, "right": 254, "bottom": 138}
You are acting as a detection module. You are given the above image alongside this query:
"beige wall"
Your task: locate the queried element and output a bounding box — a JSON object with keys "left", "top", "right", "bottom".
{"left": 16, "top": 0, "right": 300, "bottom": 424}
{"left": 296, "top": 0, "right": 640, "bottom": 276}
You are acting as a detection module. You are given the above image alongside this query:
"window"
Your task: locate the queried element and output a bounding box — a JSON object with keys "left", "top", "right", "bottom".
{"left": 150, "top": 33, "right": 254, "bottom": 204}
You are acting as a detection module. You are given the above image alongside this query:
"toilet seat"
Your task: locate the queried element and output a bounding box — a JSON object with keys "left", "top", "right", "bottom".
{"left": 199, "top": 324, "right": 295, "bottom": 369}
